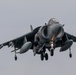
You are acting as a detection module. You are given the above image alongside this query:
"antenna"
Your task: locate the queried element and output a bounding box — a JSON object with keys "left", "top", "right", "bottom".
{"left": 62, "top": 24, "right": 65, "bottom": 27}
{"left": 30, "top": 25, "right": 33, "bottom": 32}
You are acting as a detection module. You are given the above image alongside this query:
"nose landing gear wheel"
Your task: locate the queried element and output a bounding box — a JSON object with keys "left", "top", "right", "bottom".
{"left": 50, "top": 49, "right": 54, "bottom": 56}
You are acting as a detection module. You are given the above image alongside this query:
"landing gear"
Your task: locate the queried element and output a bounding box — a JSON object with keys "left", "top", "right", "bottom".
{"left": 40, "top": 53, "right": 48, "bottom": 61}
{"left": 14, "top": 48, "right": 17, "bottom": 61}
{"left": 50, "top": 41, "right": 54, "bottom": 56}
{"left": 50, "top": 49, "right": 54, "bottom": 56}
{"left": 69, "top": 53, "right": 72, "bottom": 58}
{"left": 45, "top": 53, "right": 48, "bottom": 60}
{"left": 15, "top": 55, "right": 17, "bottom": 61}
{"left": 41, "top": 53, "right": 44, "bottom": 61}
{"left": 69, "top": 48, "right": 72, "bottom": 58}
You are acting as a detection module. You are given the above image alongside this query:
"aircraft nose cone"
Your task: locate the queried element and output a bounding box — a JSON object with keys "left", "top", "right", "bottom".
{"left": 49, "top": 24, "right": 62, "bottom": 33}
{"left": 48, "top": 24, "right": 62, "bottom": 40}
{"left": 56, "top": 25, "right": 62, "bottom": 32}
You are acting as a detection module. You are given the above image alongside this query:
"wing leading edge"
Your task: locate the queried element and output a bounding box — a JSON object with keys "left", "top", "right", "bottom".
{"left": 0, "top": 26, "right": 40, "bottom": 50}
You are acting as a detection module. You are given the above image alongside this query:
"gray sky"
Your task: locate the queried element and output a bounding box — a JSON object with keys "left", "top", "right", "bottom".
{"left": 0, "top": 0, "right": 76, "bottom": 75}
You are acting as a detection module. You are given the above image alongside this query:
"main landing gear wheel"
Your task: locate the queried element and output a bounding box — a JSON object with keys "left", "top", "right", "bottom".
{"left": 45, "top": 53, "right": 48, "bottom": 60}
{"left": 41, "top": 53, "right": 44, "bottom": 61}
{"left": 50, "top": 49, "right": 54, "bottom": 56}
{"left": 40, "top": 53, "right": 48, "bottom": 61}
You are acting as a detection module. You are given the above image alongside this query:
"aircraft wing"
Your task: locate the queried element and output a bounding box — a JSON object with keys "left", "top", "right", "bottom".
{"left": 0, "top": 32, "right": 32, "bottom": 49}
{"left": 65, "top": 32, "right": 76, "bottom": 42}
{"left": 0, "top": 26, "right": 40, "bottom": 50}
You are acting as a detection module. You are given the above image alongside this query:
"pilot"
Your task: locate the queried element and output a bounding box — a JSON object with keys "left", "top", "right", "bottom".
{"left": 48, "top": 18, "right": 59, "bottom": 25}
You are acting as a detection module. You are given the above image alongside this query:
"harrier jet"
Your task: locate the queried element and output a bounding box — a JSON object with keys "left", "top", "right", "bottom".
{"left": 0, "top": 18, "right": 76, "bottom": 61}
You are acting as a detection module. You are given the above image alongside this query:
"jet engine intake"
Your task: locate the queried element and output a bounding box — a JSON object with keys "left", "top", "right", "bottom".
{"left": 38, "top": 26, "right": 49, "bottom": 40}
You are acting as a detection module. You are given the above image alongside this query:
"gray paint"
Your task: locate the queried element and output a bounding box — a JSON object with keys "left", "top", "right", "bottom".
{"left": 0, "top": 0, "right": 76, "bottom": 75}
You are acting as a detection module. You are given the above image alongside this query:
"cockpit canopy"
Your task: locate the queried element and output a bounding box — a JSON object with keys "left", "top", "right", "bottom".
{"left": 48, "top": 18, "right": 59, "bottom": 25}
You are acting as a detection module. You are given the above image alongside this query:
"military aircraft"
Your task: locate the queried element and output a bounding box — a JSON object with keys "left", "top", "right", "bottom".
{"left": 0, "top": 18, "right": 76, "bottom": 61}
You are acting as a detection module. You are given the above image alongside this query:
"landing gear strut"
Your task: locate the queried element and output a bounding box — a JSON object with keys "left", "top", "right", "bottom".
{"left": 50, "top": 41, "right": 54, "bottom": 56}
{"left": 14, "top": 48, "right": 17, "bottom": 61}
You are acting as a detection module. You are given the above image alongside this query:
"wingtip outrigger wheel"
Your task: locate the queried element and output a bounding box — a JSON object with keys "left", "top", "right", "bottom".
{"left": 15, "top": 55, "right": 17, "bottom": 61}
{"left": 14, "top": 52, "right": 17, "bottom": 61}
{"left": 69, "top": 53, "right": 72, "bottom": 58}
{"left": 14, "top": 47, "right": 18, "bottom": 61}
{"left": 50, "top": 49, "right": 54, "bottom": 56}
{"left": 69, "top": 48, "right": 72, "bottom": 58}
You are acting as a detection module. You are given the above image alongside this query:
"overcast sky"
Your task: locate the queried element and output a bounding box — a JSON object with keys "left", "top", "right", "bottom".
{"left": 0, "top": 0, "right": 76, "bottom": 75}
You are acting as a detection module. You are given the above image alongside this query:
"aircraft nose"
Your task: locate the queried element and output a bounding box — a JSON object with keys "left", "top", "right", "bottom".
{"left": 55, "top": 24, "right": 62, "bottom": 32}
{"left": 48, "top": 24, "right": 62, "bottom": 40}
{"left": 49, "top": 24, "right": 62, "bottom": 34}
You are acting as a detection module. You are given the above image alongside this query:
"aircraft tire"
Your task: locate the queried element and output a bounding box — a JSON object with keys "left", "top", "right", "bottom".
{"left": 45, "top": 53, "right": 48, "bottom": 60}
{"left": 50, "top": 49, "right": 54, "bottom": 56}
{"left": 15, "top": 56, "right": 17, "bottom": 61}
{"left": 41, "top": 53, "right": 44, "bottom": 61}
{"left": 69, "top": 53, "right": 72, "bottom": 58}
